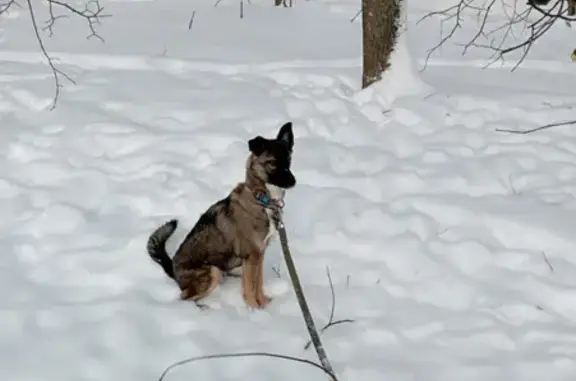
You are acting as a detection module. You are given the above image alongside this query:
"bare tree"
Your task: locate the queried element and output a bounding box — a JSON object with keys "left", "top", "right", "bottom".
{"left": 0, "top": 0, "right": 109, "bottom": 110}
{"left": 362, "top": 0, "right": 402, "bottom": 88}
{"left": 419, "top": 0, "right": 576, "bottom": 71}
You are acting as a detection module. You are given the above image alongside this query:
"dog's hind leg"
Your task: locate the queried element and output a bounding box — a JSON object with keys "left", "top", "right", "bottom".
{"left": 178, "top": 266, "right": 222, "bottom": 303}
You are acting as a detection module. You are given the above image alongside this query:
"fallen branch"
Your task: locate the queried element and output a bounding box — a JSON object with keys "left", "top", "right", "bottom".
{"left": 304, "top": 266, "right": 355, "bottom": 351}
{"left": 158, "top": 352, "right": 337, "bottom": 381}
{"left": 496, "top": 119, "right": 576, "bottom": 134}
{"left": 271, "top": 265, "right": 282, "bottom": 278}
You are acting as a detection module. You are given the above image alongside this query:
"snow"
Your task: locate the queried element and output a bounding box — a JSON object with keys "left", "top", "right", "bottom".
{"left": 2, "top": 0, "right": 576, "bottom": 380}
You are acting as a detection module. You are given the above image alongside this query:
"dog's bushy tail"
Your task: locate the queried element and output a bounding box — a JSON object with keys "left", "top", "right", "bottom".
{"left": 146, "top": 219, "right": 178, "bottom": 279}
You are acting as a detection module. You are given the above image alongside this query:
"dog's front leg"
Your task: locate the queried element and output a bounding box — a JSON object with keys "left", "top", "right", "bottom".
{"left": 242, "top": 252, "right": 270, "bottom": 309}
{"left": 254, "top": 253, "right": 271, "bottom": 307}
{"left": 242, "top": 257, "right": 260, "bottom": 308}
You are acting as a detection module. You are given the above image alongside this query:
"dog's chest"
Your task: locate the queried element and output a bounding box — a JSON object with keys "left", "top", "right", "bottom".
{"left": 264, "top": 208, "right": 277, "bottom": 245}
{"left": 263, "top": 184, "right": 284, "bottom": 245}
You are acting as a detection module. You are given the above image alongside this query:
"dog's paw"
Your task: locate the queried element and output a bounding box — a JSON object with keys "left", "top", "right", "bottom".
{"left": 256, "top": 293, "right": 272, "bottom": 308}
{"left": 195, "top": 301, "right": 210, "bottom": 311}
{"left": 243, "top": 291, "right": 272, "bottom": 309}
{"left": 243, "top": 292, "right": 260, "bottom": 309}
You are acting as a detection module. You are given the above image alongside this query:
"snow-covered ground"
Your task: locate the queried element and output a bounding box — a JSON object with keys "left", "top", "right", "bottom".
{"left": 2, "top": 0, "right": 576, "bottom": 380}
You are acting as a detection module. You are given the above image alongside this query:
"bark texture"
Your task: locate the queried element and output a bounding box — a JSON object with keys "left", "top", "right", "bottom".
{"left": 362, "top": 0, "right": 401, "bottom": 89}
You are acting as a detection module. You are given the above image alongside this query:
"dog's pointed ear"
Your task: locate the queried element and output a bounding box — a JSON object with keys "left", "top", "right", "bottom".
{"left": 248, "top": 136, "right": 267, "bottom": 156}
{"left": 277, "top": 122, "right": 293, "bottom": 149}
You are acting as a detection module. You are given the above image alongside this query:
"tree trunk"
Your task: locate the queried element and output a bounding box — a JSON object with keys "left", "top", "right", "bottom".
{"left": 362, "top": 0, "right": 401, "bottom": 89}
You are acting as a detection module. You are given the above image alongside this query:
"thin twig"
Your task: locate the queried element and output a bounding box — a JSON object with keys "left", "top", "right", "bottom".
{"left": 158, "top": 352, "right": 337, "bottom": 381}
{"left": 44, "top": 0, "right": 110, "bottom": 42}
{"left": 420, "top": 0, "right": 576, "bottom": 71}
{"left": 0, "top": 0, "right": 19, "bottom": 15}
{"left": 542, "top": 251, "right": 555, "bottom": 272}
{"left": 496, "top": 119, "right": 576, "bottom": 134}
{"left": 304, "top": 266, "right": 355, "bottom": 350}
{"left": 276, "top": 216, "right": 337, "bottom": 379}
{"left": 461, "top": 0, "right": 496, "bottom": 56}
{"left": 25, "top": 0, "right": 76, "bottom": 110}
{"left": 188, "top": 10, "right": 195, "bottom": 30}
{"left": 420, "top": 0, "right": 480, "bottom": 70}
{"left": 13, "top": 0, "right": 109, "bottom": 110}
{"left": 271, "top": 265, "right": 281, "bottom": 278}
{"left": 350, "top": 8, "right": 361, "bottom": 22}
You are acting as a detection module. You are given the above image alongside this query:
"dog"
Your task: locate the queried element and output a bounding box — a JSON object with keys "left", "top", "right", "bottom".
{"left": 146, "top": 122, "right": 296, "bottom": 309}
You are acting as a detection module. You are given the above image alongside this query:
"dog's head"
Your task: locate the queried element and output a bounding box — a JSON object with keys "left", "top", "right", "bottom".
{"left": 247, "top": 122, "right": 296, "bottom": 189}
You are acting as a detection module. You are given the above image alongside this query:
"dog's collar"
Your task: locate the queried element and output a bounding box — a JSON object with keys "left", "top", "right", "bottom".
{"left": 254, "top": 192, "right": 285, "bottom": 210}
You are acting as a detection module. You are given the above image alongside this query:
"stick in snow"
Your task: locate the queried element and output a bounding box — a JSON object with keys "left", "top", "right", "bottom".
{"left": 304, "top": 266, "right": 355, "bottom": 351}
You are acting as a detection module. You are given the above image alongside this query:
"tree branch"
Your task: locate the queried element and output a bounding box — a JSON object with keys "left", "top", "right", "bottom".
{"left": 1, "top": 0, "right": 110, "bottom": 110}
{"left": 25, "top": 0, "right": 75, "bottom": 111}
{"left": 420, "top": 0, "right": 576, "bottom": 71}
{"left": 44, "top": 0, "right": 109, "bottom": 41}
{"left": 0, "top": 0, "right": 19, "bottom": 15}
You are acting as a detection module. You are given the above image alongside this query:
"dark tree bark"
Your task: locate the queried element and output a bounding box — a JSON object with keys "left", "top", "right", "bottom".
{"left": 362, "top": 0, "right": 401, "bottom": 89}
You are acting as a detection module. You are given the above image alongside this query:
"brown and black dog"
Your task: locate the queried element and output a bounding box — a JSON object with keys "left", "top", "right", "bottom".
{"left": 146, "top": 122, "right": 296, "bottom": 308}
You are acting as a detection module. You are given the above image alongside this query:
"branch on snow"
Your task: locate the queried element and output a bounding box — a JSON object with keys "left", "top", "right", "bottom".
{"left": 496, "top": 119, "right": 576, "bottom": 134}
{"left": 158, "top": 352, "right": 337, "bottom": 381}
{"left": 303, "top": 266, "right": 355, "bottom": 351}
{"left": 1, "top": 0, "right": 110, "bottom": 110}
{"left": 158, "top": 268, "right": 351, "bottom": 381}
{"left": 270, "top": 264, "right": 355, "bottom": 348}
{"left": 418, "top": 0, "right": 576, "bottom": 72}
{"left": 542, "top": 251, "right": 555, "bottom": 272}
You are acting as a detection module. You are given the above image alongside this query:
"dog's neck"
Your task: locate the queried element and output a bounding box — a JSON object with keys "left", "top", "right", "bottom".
{"left": 265, "top": 183, "right": 284, "bottom": 201}
{"left": 245, "top": 175, "right": 284, "bottom": 203}
{"left": 244, "top": 156, "right": 285, "bottom": 207}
